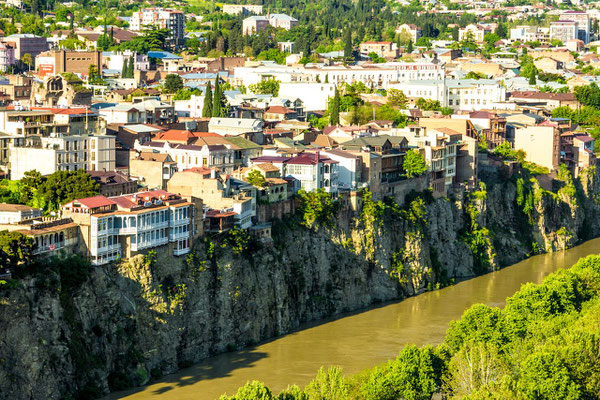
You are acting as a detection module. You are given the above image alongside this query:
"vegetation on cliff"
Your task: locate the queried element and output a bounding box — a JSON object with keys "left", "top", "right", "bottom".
{"left": 220, "top": 254, "right": 600, "bottom": 400}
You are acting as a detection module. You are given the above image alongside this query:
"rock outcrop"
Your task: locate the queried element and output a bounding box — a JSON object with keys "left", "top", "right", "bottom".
{"left": 1, "top": 165, "right": 599, "bottom": 399}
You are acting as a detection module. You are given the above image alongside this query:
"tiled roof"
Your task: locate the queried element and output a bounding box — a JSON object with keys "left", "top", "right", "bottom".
{"left": 70, "top": 195, "right": 116, "bottom": 209}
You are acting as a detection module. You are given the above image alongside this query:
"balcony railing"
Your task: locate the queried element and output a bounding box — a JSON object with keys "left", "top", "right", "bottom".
{"left": 169, "top": 231, "right": 189, "bottom": 241}
{"left": 174, "top": 247, "right": 190, "bottom": 256}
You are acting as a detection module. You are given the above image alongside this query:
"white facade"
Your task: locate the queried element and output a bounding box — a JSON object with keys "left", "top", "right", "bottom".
{"left": 0, "top": 204, "right": 42, "bottom": 224}
{"left": 135, "top": 141, "right": 236, "bottom": 172}
{"left": 9, "top": 135, "right": 116, "bottom": 179}
{"left": 446, "top": 79, "right": 506, "bottom": 111}
{"left": 388, "top": 80, "right": 446, "bottom": 103}
{"left": 278, "top": 82, "right": 335, "bottom": 111}
{"left": 174, "top": 94, "right": 205, "bottom": 118}
{"left": 98, "top": 105, "right": 147, "bottom": 124}
{"left": 208, "top": 117, "right": 264, "bottom": 136}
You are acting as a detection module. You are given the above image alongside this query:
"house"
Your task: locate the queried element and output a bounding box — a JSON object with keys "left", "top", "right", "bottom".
{"left": 264, "top": 105, "right": 297, "bottom": 121}
{"left": 282, "top": 151, "right": 339, "bottom": 194}
{"left": 62, "top": 190, "right": 201, "bottom": 264}
{"left": 168, "top": 168, "right": 256, "bottom": 229}
{"left": 0, "top": 203, "right": 42, "bottom": 224}
{"left": 396, "top": 24, "right": 422, "bottom": 43}
{"left": 359, "top": 41, "right": 398, "bottom": 59}
{"left": 208, "top": 117, "right": 264, "bottom": 139}
{"left": 514, "top": 123, "right": 562, "bottom": 171}
{"left": 130, "top": 8, "right": 185, "bottom": 49}
{"left": 533, "top": 57, "right": 564, "bottom": 72}
{"left": 243, "top": 16, "right": 269, "bottom": 35}
{"left": 268, "top": 14, "right": 298, "bottom": 30}
{"left": 129, "top": 151, "right": 177, "bottom": 190}
{"left": 510, "top": 91, "right": 579, "bottom": 111}
{"left": 459, "top": 24, "right": 492, "bottom": 43}
{"left": 87, "top": 170, "right": 138, "bottom": 197}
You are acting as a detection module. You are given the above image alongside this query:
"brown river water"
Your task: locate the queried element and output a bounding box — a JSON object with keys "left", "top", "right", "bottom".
{"left": 107, "top": 238, "right": 600, "bottom": 399}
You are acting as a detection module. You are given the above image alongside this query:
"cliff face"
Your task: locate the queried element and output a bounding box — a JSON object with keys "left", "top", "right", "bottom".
{"left": 1, "top": 166, "right": 600, "bottom": 400}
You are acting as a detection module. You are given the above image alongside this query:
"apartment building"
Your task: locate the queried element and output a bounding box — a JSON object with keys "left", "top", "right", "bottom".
{"left": 550, "top": 21, "right": 578, "bottom": 43}
{"left": 284, "top": 152, "right": 339, "bottom": 194}
{"left": 0, "top": 203, "right": 42, "bottom": 224}
{"left": 446, "top": 79, "right": 506, "bottom": 111}
{"left": 9, "top": 135, "right": 116, "bottom": 179}
{"left": 0, "top": 34, "right": 48, "bottom": 60}
{"left": 510, "top": 26, "right": 549, "bottom": 43}
{"left": 62, "top": 190, "right": 201, "bottom": 265}
{"left": 0, "top": 42, "right": 14, "bottom": 72}
{"left": 514, "top": 125, "right": 560, "bottom": 171}
{"left": 559, "top": 10, "right": 590, "bottom": 43}
{"left": 130, "top": 8, "right": 185, "bottom": 49}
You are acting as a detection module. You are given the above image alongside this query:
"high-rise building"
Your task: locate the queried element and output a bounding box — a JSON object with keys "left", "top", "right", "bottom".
{"left": 130, "top": 8, "right": 185, "bottom": 49}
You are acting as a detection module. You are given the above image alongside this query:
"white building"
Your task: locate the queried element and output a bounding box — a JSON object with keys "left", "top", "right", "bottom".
{"left": 279, "top": 82, "right": 335, "bottom": 111}
{"left": 550, "top": 20, "right": 579, "bottom": 43}
{"left": 319, "top": 149, "right": 362, "bottom": 190}
{"left": 208, "top": 117, "right": 264, "bottom": 136}
{"left": 130, "top": 8, "right": 185, "bottom": 49}
{"left": 0, "top": 203, "right": 42, "bottom": 224}
{"left": 445, "top": 79, "right": 506, "bottom": 111}
{"left": 105, "top": 51, "right": 149, "bottom": 72}
{"left": 9, "top": 135, "right": 116, "bottom": 179}
{"left": 268, "top": 14, "right": 298, "bottom": 30}
{"left": 174, "top": 94, "right": 205, "bottom": 118}
{"left": 559, "top": 10, "right": 590, "bottom": 43}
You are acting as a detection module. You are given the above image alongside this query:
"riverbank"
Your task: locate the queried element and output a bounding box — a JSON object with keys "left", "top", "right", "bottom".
{"left": 2, "top": 165, "right": 600, "bottom": 399}
{"left": 107, "top": 238, "right": 600, "bottom": 399}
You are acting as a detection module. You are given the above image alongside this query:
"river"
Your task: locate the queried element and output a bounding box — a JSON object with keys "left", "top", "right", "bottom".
{"left": 108, "top": 238, "right": 600, "bottom": 400}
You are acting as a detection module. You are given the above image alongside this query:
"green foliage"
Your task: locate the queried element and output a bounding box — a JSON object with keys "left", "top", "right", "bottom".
{"left": 330, "top": 87, "right": 340, "bottom": 126}
{"left": 386, "top": 89, "right": 408, "bottom": 108}
{"left": 173, "top": 88, "right": 203, "bottom": 101}
{"left": 249, "top": 78, "right": 280, "bottom": 96}
{"left": 164, "top": 74, "right": 184, "bottom": 94}
{"left": 493, "top": 141, "right": 525, "bottom": 162}
{"left": 0, "top": 231, "right": 35, "bottom": 270}
{"left": 246, "top": 170, "right": 267, "bottom": 188}
{"left": 464, "top": 71, "right": 486, "bottom": 80}
{"left": 297, "top": 189, "right": 338, "bottom": 228}
{"left": 219, "top": 381, "right": 273, "bottom": 400}
{"left": 415, "top": 98, "right": 441, "bottom": 111}
{"left": 203, "top": 81, "right": 213, "bottom": 118}
{"left": 144, "top": 250, "right": 156, "bottom": 268}
{"left": 403, "top": 149, "right": 427, "bottom": 178}
{"left": 574, "top": 83, "right": 600, "bottom": 108}
{"left": 304, "top": 366, "right": 349, "bottom": 400}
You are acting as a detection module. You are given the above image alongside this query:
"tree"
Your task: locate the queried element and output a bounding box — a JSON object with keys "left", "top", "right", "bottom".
{"left": 127, "top": 56, "right": 134, "bottom": 79}
{"left": 330, "top": 87, "right": 340, "bottom": 126}
{"left": 403, "top": 149, "right": 427, "bottom": 178}
{"left": 88, "top": 64, "right": 102, "bottom": 85}
{"left": 387, "top": 89, "right": 408, "bottom": 108}
{"left": 203, "top": 82, "right": 213, "bottom": 118}
{"left": 219, "top": 381, "right": 273, "bottom": 400}
{"left": 121, "top": 58, "right": 127, "bottom": 78}
{"left": 246, "top": 170, "right": 267, "bottom": 188}
{"left": 22, "top": 53, "right": 32, "bottom": 71}
{"left": 212, "top": 76, "right": 223, "bottom": 117}
{"left": 38, "top": 170, "right": 99, "bottom": 211}
{"left": 529, "top": 72, "right": 536, "bottom": 86}
{"left": 0, "top": 231, "right": 35, "bottom": 270}
{"left": 97, "top": 34, "right": 112, "bottom": 51}
{"left": 407, "top": 40, "right": 414, "bottom": 53}
{"left": 248, "top": 78, "right": 280, "bottom": 96}
{"left": 164, "top": 74, "right": 183, "bottom": 93}
{"left": 574, "top": 83, "right": 600, "bottom": 108}
{"left": 304, "top": 366, "right": 348, "bottom": 400}
{"left": 344, "top": 29, "right": 353, "bottom": 59}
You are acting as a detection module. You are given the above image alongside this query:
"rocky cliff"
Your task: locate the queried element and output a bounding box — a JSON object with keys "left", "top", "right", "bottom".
{"left": 1, "top": 165, "right": 600, "bottom": 400}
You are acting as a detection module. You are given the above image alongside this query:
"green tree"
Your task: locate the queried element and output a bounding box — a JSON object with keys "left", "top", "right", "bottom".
{"left": 203, "top": 82, "right": 213, "bottom": 118}
{"left": 529, "top": 72, "right": 536, "bottom": 86}
{"left": 0, "top": 231, "right": 35, "bottom": 270}
{"left": 38, "top": 170, "right": 99, "bottom": 211}
{"left": 574, "top": 83, "right": 600, "bottom": 108}
{"left": 387, "top": 89, "right": 408, "bottom": 108}
{"left": 219, "top": 381, "right": 273, "bottom": 400}
{"left": 403, "top": 149, "right": 427, "bottom": 178}
{"left": 127, "top": 56, "right": 134, "bottom": 78}
{"left": 164, "top": 74, "right": 183, "bottom": 93}
{"left": 22, "top": 53, "right": 32, "bottom": 71}
{"left": 97, "top": 34, "right": 113, "bottom": 51}
{"left": 121, "top": 57, "right": 127, "bottom": 78}
{"left": 249, "top": 78, "right": 280, "bottom": 96}
{"left": 344, "top": 29, "right": 353, "bottom": 59}
{"left": 246, "top": 170, "right": 267, "bottom": 188}
{"left": 330, "top": 87, "right": 340, "bottom": 126}
{"left": 212, "top": 76, "right": 222, "bottom": 117}
{"left": 407, "top": 40, "right": 414, "bottom": 53}
{"left": 304, "top": 366, "right": 348, "bottom": 400}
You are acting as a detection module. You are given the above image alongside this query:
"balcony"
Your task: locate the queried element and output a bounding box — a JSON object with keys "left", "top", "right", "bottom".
{"left": 174, "top": 247, "right": 190, "bottom": 256}
{"left": 170, "top": 218, "right": 189, "bottom": 227}
{"left": 118, "top": 226, "right": 138, "bottom": 235}
{"left": 169, "top": 231, "right": 190, "bottom": 241}
{"left": 33, "top": 242, "right": 65, "bottom": 255}
{"left": 130, "top": 237, "right": 168, "bottom": 252}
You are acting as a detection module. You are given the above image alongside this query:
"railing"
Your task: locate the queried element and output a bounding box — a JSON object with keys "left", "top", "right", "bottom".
{"left": 174, "top": 247, "right": 190, "bottom": 256}
{"left": 118, "top": 226, "right": 138, "bottom": 235}
{"left": 169, "top": 231, "right": 189, "bottom": 241}
{"left": 33, "top": 242, "right": 65, "bottom": 255}
{"left": 131, "top": 237, "right": 168, "bottom": 252}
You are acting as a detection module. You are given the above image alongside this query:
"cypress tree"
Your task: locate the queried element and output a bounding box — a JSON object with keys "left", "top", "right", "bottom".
{"left": 344, "top": 29, "right": 352, "bottom": 59}
{"left": 128, "top": 56, "right": 134, "bottom": 78}
{"left": 203, "top": 82, "right": 213, "bottom": 118}
{"left": 212, "top": 76, "right": 222, "bottom": 117}
{"left": 325, "top": 73, "right": 329, "bottom": 83}
{"left": 330, "top": 87, "right": 340, "bottom": 126}
{"left": 529, "top": 72, "right": 536, "bottom": 86}
{"left": 121, "top": 58, "right": 127, "bottom": 78}
{"left": 407, "top": 40, "right": 414, "bottom": 53}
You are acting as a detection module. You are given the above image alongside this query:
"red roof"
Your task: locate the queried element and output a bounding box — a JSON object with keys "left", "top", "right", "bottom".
{"left": 266, "top": 106, "right": 295, "bottom": 114}
{"left": 70, "top": 195, "right": 116, "bottom": 208}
